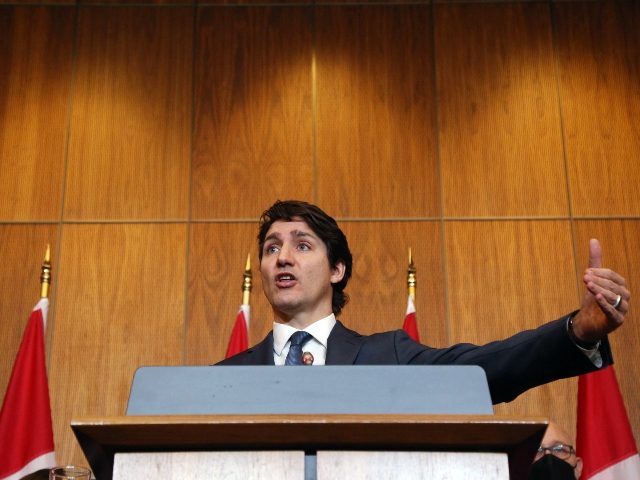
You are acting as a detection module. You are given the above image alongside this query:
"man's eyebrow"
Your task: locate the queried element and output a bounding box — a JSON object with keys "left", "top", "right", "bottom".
{"left": 292, "top": 230, "right": 317, "bottom": 239}
{"left": 264, "top": 232, "right": 282, "bottom": 243}
{"left": 264, "top": 229, "right": 318, "bottom": 243}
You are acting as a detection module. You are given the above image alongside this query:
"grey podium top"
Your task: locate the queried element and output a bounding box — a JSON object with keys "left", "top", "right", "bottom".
{"left": 126, "top": 365, "right": 493, "bottom": 416}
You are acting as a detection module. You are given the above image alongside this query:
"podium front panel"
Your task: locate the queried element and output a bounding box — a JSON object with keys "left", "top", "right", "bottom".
{"left": 113, "top": 451, "right": 305, "bottom": 480}
{"left": 317, "top": 451, "right": 509, "bottom": 479}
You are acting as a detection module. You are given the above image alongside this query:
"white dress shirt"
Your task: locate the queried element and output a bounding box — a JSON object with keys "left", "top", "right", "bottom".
{"left": 272, "top": 314, "right": 336, "bottom": 366}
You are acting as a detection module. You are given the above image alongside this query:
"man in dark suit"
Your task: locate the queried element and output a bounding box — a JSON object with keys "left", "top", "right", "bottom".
{"left": 219, "top": 200, "right": 631, "bottom": 404}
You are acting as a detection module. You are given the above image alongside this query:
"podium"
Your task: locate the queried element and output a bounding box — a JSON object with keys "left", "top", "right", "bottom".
{"left": 71, "top": 367, "right": 546, "bottom": 479}
{"left": 71, "top": 414, "right": 545, "bottom": 479}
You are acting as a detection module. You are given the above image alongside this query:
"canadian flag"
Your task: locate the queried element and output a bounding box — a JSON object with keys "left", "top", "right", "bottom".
{"left": 402, "top": 295, "right": 420, "bottom": 342}
{"left": 0, "top": 298, "right": 56, "bottom": 480}
{"left": 576, "top": 365, "right": 640, "bottom": 479}
{"left": 225, "top": 304, "right": 250, "bottom": 358}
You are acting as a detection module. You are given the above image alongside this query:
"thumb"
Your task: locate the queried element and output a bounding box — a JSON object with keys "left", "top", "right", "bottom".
{"left": 589, "top": 238, "right": 603, "bottom": 268}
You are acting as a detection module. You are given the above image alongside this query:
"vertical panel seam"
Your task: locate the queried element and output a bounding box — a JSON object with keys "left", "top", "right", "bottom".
{"left": 311, "top": 3, "right": 318, "bottom": 204}
{"left": 183, "top": 3, "right": 198, "bottom": 365}
{"left": 431, "top": 1, "right": 450, "bottom": 346}
{"left": 549, "top": 0, "right": 581, "bottom": 303}
{"left": 49, "top": 4, "right": 81, "bottom": 367}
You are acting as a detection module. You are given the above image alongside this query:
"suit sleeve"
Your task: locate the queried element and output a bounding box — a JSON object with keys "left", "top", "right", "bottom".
{"left": 393, "top": 314, "right": 613, "bottom": 404}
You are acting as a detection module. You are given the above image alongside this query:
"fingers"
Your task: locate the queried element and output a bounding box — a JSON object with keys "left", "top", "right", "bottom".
{"left": 593, "top": 292, "right": 626, "bottom": 327}
{"left": 585, "top": 267, "right": 626, "bottom": 286}
{"left": 584, "top": 273, "right": 630, "bottom": 309}
{"left": 584, "top": 269, "right": 628, "bottom": 292}
{"left": 589, "top": 238, "right": 603, "bottom": 269}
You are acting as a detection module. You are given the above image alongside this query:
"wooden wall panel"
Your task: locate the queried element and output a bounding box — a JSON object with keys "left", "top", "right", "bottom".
{"left": 573, "top": 220, "right": 640, "bottom": 444}
{"left": 436, "top": 3, "right": 567, "bottom": 218}
{"left": 316, "top": 5, "right": 438, "bottom": 218}
{"left": 192, "top": 7, "right": 313, "bottom": 219}
{"left": 81, "top": 0, "right": 191, "bottom": 5}
{"left": 339, "top": 221, "right": 446, "bottom": 346}
{"left": 0, "top": 0, "right": 74, "bottom": 5}
{"left": 0, "top": 225, "right": 58, "bottom": 407}
{"left": 445, "top": 221, "right": 579, "bottom": 434}
{"left": 0, "top": 7, "right": 74, "bottom": 220}
{"left": 187, "top": 222, "right": 274, "bottom": 364}
{"left": 555, "top": 2, "right": 640, "bottom": 217}
{"left": 199, "top": 0, "right": 311, "bottom": 5}
{"left": 50, "top": 224, "right": 187, "bottom": 464}
{"left": 64, "top": 7, "right": 192, "bottom": 220}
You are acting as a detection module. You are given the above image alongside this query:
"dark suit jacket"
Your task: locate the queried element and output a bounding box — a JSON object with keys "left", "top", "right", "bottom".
{"left": 217, "top": 313, "right": 613, "bottom": 404}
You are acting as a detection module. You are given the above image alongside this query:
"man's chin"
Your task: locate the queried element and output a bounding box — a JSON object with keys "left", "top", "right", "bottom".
{"left": 270, "top": 299, "right": 302, "bottom": 318}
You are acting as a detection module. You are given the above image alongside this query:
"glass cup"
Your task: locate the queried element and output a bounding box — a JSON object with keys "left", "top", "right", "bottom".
{"left": 49, "top": 466, "right": 92, "bottom": 480}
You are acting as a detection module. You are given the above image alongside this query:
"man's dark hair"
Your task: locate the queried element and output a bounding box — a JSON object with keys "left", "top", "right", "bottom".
{"left": 258, "top": 200, "right": 353, "bottom": 316}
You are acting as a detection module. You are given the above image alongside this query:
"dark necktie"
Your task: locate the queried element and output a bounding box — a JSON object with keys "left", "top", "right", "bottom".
{"left": 284, "top": 331, "right": 312, "bottom": 366}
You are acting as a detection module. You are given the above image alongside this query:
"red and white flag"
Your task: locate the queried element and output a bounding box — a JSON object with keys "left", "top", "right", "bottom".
{"left": 402, "top": 295, "right": 420, "bottom": 342}
{"left": 225, "top": 304, "right": 250, "bottom": 358}
{"left": 577, "top": 365, "right": 640, "bottom": 479}
{"left": 0, "top": 298, "right": 56, "bottom": 480}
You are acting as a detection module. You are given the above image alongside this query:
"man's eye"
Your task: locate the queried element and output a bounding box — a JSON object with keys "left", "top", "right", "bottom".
{"left": 265, "top": 245, "right": 279, "bottom": 254}
{"left": 298, "top": 243, "right": 311, "bottom": 251}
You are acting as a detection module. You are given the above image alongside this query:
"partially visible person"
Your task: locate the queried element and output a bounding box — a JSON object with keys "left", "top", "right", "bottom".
{"left": 530, "top": 420, "right": 583, "bottom": 479}
{"left": 219, "top": 200, "right": 631, "bottom": 404}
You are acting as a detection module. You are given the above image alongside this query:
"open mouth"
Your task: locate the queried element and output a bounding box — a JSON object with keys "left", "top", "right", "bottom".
{"left": 275, "top": 273, "right": 297, "bottom": 287}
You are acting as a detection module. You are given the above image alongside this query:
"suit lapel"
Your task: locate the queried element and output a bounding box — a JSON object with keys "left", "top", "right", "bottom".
{"left": 245, "top": 332, "right": 276, "bottom": 365}
{"left": 325, "top": 320, "right": 364, "bottom": 365}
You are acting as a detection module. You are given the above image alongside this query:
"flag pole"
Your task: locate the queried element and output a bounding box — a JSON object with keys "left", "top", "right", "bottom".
{"left": 402, "top": 248, "right": 420, "bottom": 342}
{"left": 407, "top": 247, "right": 416, "bottom": 301}
{"left": 242, "top": 253, "right": 252, "bottom": 306}
{"left": 40, "top": 244, "right": 51, "bottom": 299}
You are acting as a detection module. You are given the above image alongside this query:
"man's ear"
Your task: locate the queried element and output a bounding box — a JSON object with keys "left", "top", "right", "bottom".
{"left": 574, "top": 457, "right": 583, "bottom": 479}
{"left": 330, "top": 261, "right": 346, "bottom": 284}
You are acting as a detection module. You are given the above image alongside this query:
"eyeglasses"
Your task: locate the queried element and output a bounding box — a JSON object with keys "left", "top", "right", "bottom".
{"left": 536, "top": 443, "right": 576, "bottom": 460}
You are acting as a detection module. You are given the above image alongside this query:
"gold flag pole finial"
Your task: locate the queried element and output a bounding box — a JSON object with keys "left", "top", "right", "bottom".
{"left": 407, "top": 247, "right": 416, "bottom": 301}
{"left": 40, "top": 244, "right": 51, "bottom": 299}
{"left": 242, "top": 253, "right": 252, "bottom": 306}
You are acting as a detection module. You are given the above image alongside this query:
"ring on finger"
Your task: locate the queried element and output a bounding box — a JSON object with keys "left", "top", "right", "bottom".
{"left": 612, "top": 294, "right": 622, "bottom": 310}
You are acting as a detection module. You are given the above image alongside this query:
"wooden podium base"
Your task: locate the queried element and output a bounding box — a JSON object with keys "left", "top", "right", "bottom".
{"left": 73, "top": 414, "right": 546, "bottom": 479}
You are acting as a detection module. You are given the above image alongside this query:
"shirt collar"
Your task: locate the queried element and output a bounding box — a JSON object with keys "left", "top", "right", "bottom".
{"left": 273, "top": 313, "right": 336, "bottom": 356}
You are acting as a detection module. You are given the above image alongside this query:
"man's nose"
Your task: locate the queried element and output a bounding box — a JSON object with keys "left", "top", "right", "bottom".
{"left": 276, "top": 244, "right": 294, "bottom": 266}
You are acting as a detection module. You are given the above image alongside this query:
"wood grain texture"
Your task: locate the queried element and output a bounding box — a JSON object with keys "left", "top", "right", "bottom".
{"left": 0, "top": 0, "right": 74, "bottom": 5}
{"left": 187, "top": 222, "right": 274, "bottom": 365}
{"left": 573, "top": 220, "right": 640, "bottom": 445}
{"left": 316, "top": 5, "right": 438, "bottom": 218}
{"left": 320, "top": 0, "right": 426, "bottom": 4}
{"left": 0, "top": 225, "right": 58, "bottom": 407}
{"left": 72, "top": 413, "right": 547, "bottom": 447}
{"left": 81, "top": 0, "right": 192, "bottom": 5}
{"left": 555, "top": 1, "right": 640, "bottom": 217}
{"left": 339, "top": 221, "right": 446, "bottom": 347}
{"left": 436, "top": 3, "right": 568, "bottom": 217}
{"left": 445, "top": 221, "right": 579, "bottom": 434}
{"left": 0, "top": 6, "right": 74, "bottom": 220}
{"left": 199, "top": 0, "right": 311, "bottom": 5}
{"left": 50, "top": 223, "right": 187, "bottom": 465}
{"left": 192, "top": 7, "right": 313, "bottom": 219}
{"left": 64, "top": 7, "right": 192, "bottom": 220}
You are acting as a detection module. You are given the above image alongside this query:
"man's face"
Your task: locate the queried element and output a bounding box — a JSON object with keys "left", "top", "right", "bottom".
{"left": 532, "top": 422, "right": 582, "bottom": 479}
{"left": 260, "top": 219, "right": 345, "bottom": 324}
